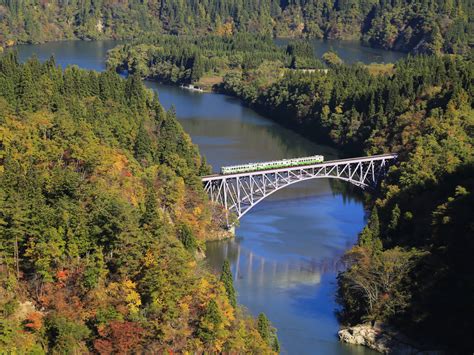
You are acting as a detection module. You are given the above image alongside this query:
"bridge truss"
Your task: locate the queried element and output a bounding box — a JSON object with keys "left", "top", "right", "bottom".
{"left": 202, "top": 154, "right": 397, "bottom": 222}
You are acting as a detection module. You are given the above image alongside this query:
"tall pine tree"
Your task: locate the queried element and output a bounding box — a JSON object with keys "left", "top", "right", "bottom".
{"left": 220, "top": 260, "right": 236, "bottom": 308}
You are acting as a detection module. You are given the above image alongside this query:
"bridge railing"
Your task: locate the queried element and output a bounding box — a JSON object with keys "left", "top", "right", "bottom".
{"left": 202, "top": 153, "right": 398, "bottom": 181}
{"left": 201, "top": 153, "right": 398, "bottom": 223}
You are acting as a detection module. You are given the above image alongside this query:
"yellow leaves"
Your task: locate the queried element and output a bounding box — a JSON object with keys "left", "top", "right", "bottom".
{"left": 179, "top": 299, "right": 190, "bottom": 315}
{"left": 111, "top": 153, "right": 128, "bottom": 173}
{"left": 193, "top": 206, "right": 202, "bottom": 218}
{"left": 143, "top": 249, "right": 156, "bottom": 267}
{"left": 0, "top": 110, "right": 65, "bottom": 175}
{"left": 0, "top": 124, "right": 14, "bottom": 173}
{"left": 0, "top": 122, "right": 15, "bottom": 149}
{"left": 455, "top": 185, "right": 469, "bottom": 196}
{"left": 93, "top": 149, "right": 145, "bottom": 207}
{"left": 106, "top": 279, "right": 142, "bottom": 316}
{"left": 220, "top": 298, "right": 235, "bottom": 324}
{"left": 123, "top": 279, "right": 136, "bottom": 290}
{"left": 423, "top": 85, "right": 442, "bottom": 97}
{"left": 214, "top": 339, "right": 225, "bottom": 352}
{"left": 198, "top": 278, "right": 211, "bottom": 297}
{"left": 365, "top": 63, "right": 395, "bottom": 76}
{"left": 30, "top": 110, "right": 54, "bottom": 129}
{"left": 125, "top": 289, "right": 141, "bottom": 315}
{"left": 322, "top": 104, "right": 331, "bottom": 118}
{"left": 215, "top": 21, "right": 234, "bottom": 36}
{"left": 122, "top": 279, "right": 142, "bottom": 315}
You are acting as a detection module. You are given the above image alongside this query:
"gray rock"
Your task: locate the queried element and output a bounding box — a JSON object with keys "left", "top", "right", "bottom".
{"left": 338, "top": 323, "right": 439, "bottom": 354}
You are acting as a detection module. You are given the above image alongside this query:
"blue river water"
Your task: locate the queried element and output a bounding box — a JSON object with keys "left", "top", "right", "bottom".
{"left": 12, "top": 39, "right": 398, "bottom": 354}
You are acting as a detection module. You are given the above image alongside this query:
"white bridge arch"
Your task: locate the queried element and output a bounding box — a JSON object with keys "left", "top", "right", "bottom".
{"left": 202, "top": 154, "right": 397, "bottom": 222}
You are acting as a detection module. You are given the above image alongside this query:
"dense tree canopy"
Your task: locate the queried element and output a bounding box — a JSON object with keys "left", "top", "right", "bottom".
{"left": 106, "top": 34, "right": 323, "bottom": 88}
{"left": 0, "top": 52, "right": 275, "bottom": 353}
{"left": 218, "top": 53, "right": 473, "bottom": 351}
{"left": 98, "top": 32, "right": 474, "bottom": 351}
{"left": 0, "top": 0, "right": 472, "bottom": 54}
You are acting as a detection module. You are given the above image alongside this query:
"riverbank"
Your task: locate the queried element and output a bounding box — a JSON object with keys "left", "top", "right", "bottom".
{"left": 208, "top": 225, "right": 235, "bottom": 241}
{"left": 12, "top": 40, "right": 472, "bottom": 353}
{"left": 2, "top": 0, "right": 471, "bottom": 55}
{"left": 141, "top": 79, "right": 369, "bottom": 354}
{"left": 10, "top": 39, "right": 376, "bottom": 353}
{"left": 110, "top": 41, "right": 400, "bottom": 349}
{"left": 181, "top": 54, "right": 474, "bottom": 353}
{"left": 338, "top": 323, "right": 441, "bottom": 354}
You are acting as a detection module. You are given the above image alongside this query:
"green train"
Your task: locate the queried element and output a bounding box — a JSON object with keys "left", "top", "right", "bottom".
{"left": 221, "top": 155, "right": 324, "bottom": 175}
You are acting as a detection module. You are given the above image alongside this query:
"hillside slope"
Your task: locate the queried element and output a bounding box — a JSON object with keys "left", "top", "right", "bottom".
{"left": 0, "top": 0, "right": 472, "bottom": 54}
{"left": 0, "top": 52, "right": 277, "bottom": 353}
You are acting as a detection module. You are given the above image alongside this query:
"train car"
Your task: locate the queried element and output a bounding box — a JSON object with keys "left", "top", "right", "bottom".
{"left": 221, "top": 155, "right": 324, "bottom": 175}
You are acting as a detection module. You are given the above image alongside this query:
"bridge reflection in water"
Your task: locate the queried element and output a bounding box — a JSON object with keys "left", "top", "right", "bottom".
{"left": 207, "top": 237, "right": 349, "bottom": 290}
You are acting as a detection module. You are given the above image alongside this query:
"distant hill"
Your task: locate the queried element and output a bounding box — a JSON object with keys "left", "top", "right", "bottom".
{"left": 0, "top": 0, "right": 472, "bottom": 54}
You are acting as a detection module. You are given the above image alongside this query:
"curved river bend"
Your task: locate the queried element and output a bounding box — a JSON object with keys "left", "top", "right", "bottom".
{"left": 14, "top": 40, "right": 402, "bottom": 354}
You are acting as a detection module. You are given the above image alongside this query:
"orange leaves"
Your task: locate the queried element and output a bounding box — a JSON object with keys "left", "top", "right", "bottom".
{"left": 93, "top": 150, "right": 144, "bottom": 207}
{"left": 37, "top": 269, "right": 87, "bottom": 321}
{"left": 24, "top": 312, "right": 43, "bottom": 331}
{"left": 56, "top": 269, "right": 68, "bottom": 282}
{"left": 93, "top": 321, "right": 144, "bottom": 355}
{"left": 111, "top": 153, "right": 129, "bottom": 173}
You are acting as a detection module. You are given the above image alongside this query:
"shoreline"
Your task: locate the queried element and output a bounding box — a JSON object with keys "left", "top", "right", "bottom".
{"left": 145, "top": 78, "right": 420, "bottom": 355}
{"left": 338, "top": 323, "right": 442, "bottom": 354}
{"left": 2, "top": 35, "right": 408, "bottom": 56}
{"left": 9, "top": 40, "right": 410, "bottom": 353}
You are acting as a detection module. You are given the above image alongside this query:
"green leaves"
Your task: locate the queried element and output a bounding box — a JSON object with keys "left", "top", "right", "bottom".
{"left": 257, "top": 313, "right": 279, "bottom": 351}
{"left": 0, "top": 42, "right": 275, "bottom": 354}
{"left": 178, "top": 223, "right": 198, "bottom": 252}
{"left": 45, "top": 316, "right": 91, "bottom": 353}
{"left": 197, "top": 299, "right": 223, "bottom": 344}
{"left": 220, "top": 260, "right": 236, "bottom": 308}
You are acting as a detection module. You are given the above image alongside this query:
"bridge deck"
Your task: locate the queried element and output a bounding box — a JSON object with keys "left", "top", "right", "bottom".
{"left": 202, "top": 153, "right": 397, "bottom": 181}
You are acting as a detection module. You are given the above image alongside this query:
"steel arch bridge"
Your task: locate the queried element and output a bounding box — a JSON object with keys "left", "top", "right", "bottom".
{"left": 202, "top": 154, "right": 397, "bottom": 222}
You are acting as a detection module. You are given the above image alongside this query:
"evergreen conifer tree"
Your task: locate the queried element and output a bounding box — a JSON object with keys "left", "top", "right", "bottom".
{"left": 178, "top": 223, "right": 197, "bottom": 251}
{"left": 257, "top": 313, "right": 271, "bottom": 343}
{"left": 198, "top": 299, "right": 222, "bottom": 344}
{"left": 134, "top": 121, "right": 152, "bottom": 163}
{"left": 273, "top": 335, "right": 280, "bottom": 352}
{"left": 220, "top": 260, "right": 237, "bottom": 308}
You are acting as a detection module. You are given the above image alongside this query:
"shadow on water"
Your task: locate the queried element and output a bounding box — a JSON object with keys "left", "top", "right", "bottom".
{"left": 144, "top": 83, "right": 340, "bottom": 169}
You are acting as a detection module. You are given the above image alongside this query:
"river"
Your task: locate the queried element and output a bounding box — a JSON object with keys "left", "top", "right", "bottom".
{"left": 13, "top": 40, "right": 403, "bottom": 354}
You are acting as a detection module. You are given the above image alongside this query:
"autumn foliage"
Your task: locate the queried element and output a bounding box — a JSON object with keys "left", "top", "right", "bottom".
{"left": 24, "top": 312, "right": 43, "bottom": 332}
{"left": 94, "top": 321, "right": 144, "bottom": 354}
{"left": 0, "top": 53, "right": 274, "bottom": 353}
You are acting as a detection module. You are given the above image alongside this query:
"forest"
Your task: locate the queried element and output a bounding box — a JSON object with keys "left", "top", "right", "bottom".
{"left": 0, "top": 52, "right": 279, "bottom": 353}
{"left": 106, "top": 34, "right": 322, "bottom": 89}
{"left": 221, "top": 53, "right": 474, "bottom": 351}
{"left": 0, "top": 1, "right": 473, "bottom": 350}
{"left": 0, "top": 0, "right": 472, "bottom": 54}
{"left": 110, "top": 34, "right": 474, "bottom": 351}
